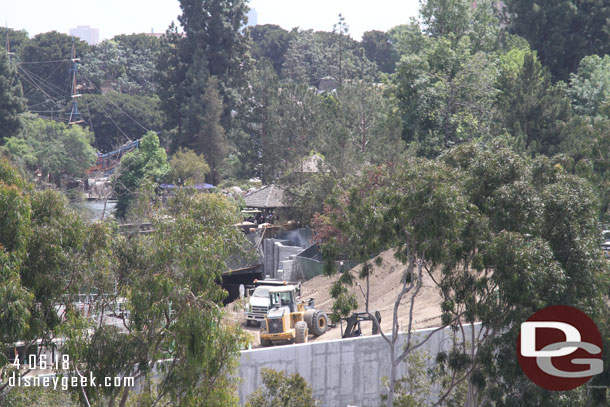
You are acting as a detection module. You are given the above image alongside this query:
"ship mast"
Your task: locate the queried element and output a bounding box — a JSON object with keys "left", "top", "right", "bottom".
{"left": 68, "top": 42, "right": 84, "bottom": 124}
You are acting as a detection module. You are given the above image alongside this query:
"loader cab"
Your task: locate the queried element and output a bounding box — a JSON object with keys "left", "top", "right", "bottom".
{"left": 269, "top": 285, "right": 297, "bottom": 313}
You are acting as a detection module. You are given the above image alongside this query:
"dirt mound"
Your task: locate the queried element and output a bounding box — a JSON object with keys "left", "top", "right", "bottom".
{"left": 225, "top": 249, "right": 444, "bottom": 347}
{"left": 301, "top": 249, "right": 443, "bottom": 342}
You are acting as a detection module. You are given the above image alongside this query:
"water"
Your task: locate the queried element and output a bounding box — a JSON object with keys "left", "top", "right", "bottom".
{"left": 70, "top": 200, "right": 117, "bottom": 223}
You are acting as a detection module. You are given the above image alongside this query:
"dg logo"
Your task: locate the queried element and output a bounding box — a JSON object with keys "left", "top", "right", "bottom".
{"left": 517, "top": 305, "right": 604, "bottom": 391}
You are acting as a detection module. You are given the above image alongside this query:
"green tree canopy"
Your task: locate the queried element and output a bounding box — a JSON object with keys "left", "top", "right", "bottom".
{"left": 20, "top": 32, "right": 89, "bottom": 114}
{"left": 568, "top": 54, "right": 610, "bottom": 117}
{"left": 361, "top": 30, "right": 399, "bottom": 74}
{"left": 2, "top": 115, "right": 96, "bottom": 183}
{"left": 79, "top": 92, "right": 164, "bottom": 152}
{"left": 505, "top": 0, "right": 610, "bottom": 81}
{"left": 113, "top": 130, "right": 169, "bottom": 218}
{"left": 80, "top": 35, "right": 160, "bottom": 95}
{"left": 0, "top": 50, "right": 26, "bottom": 143}
{"left": 392, "top": 36, "right": 499, "bottom": 157}
{"left": 0, "top": 27, "right": 30, "bottom": 61}
{"left": 247, "top": 24, "right": 295, "bottom": 75}
{"left": 495, "top": 48, "right": 572, "bottom": 155}
{"left": 246, "top": 368, "right": 320, "bottom": 407}
{"left": 168, "top": 147, "right": 210, "bottom": 184}
{"left": 317, "top": 142, "right": 609, "bottom": 406}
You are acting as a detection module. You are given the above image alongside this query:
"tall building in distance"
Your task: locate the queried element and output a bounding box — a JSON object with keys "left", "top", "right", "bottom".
{"left": 247, "top": 8, "right": 258, "bottom": 27}
{"left": 69, "top": 25, "right": 99, "bottom": 45}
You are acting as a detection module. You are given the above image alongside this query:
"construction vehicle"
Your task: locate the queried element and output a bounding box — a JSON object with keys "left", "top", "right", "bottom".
{"left": 244, "top": 280, "right": 301, "bottom": 327}
{"left": 340, "top": 311, "right": 382, "bottom": 338}
{"left": 259, "top": 285, "right": 328, "bottom": 346}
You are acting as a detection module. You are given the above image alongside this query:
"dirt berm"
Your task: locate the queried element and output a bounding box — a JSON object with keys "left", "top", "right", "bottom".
{"left": 226, "top": 249, "right": 444, "bottom": 347}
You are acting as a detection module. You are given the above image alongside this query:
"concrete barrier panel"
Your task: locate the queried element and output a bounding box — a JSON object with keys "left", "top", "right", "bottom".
{"left": 238, "top": 324, "right": 478, "bottom": 406}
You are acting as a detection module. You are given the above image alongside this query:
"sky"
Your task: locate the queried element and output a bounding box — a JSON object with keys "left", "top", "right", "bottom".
{"left": 3, "top": 0, "right": 420, "bottom": 42}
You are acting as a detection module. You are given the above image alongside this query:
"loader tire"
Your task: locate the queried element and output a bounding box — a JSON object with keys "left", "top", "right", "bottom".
{"left": 295, "top": 321, "right": 308, "bottom": 344}
{"left": 311, "top": 310, "right": 328, "bottom": 336}
{"left": 304, "top": 309, "right": 315, "bottom": 331}
{"left": 260, "top": 326, "right": 272, "bottom": 347}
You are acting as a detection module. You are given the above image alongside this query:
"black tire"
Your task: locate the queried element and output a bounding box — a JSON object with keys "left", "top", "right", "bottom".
{"left": 311, "top": 310, "right": 328, "bottom": 336}
{"left": 246, "top": 319, "right": 251, "bottom": 327}
{"left": 304, "top": 309, "right": 315, "bottom": 331}
{"left": 295, "top": 321, "right": 308, "bottom": 344}
{"left": 260, "top": 325, "right": 272, "bottom": 347}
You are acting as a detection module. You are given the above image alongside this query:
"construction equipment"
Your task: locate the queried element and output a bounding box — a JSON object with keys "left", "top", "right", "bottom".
{"left": 340, "top": 311, "right": 382, "bottom": 338}
{"left": 245, "top": 280, "right": 301, "bottom": 326}
{"left": 260, "top": 285, "right": 328, "bottom": 346}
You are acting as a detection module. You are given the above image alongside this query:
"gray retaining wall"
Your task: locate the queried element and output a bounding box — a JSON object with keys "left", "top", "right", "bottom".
{"left": 238, "top": 324, "right": 478, "bottom": 407}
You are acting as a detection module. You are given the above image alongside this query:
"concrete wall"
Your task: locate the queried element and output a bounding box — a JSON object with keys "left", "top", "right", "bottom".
{"left": 238, "top": 324, "right": 477, "bottom": 407}
{"left": 263, "top": 238, "right": 303, "bottom": 279}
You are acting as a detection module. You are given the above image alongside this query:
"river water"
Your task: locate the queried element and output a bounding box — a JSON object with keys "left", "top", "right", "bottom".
{"left": 70, "top": 200, "right": 117, "bottom": 223}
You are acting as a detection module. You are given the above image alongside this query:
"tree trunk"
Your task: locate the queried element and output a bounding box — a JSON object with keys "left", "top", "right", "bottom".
{"left": 387, "top": 344, "right": 396, "bottom": 407}
{"left": 366, "top": 272, "right": 370, "bottom": 314}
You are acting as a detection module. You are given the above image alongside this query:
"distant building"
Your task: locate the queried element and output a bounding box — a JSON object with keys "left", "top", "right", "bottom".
{"left": 69, "top": 25, "right": 99, "bottom": 45}
{"left": 144, "top": 29, "right": 165, "bottom": 38}
{"left": 247, "top": 8, "right": 258, "bottom": 27}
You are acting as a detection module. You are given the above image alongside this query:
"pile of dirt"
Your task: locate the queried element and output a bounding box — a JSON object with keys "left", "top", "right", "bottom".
{"left": 225, "top": 249, "right": 444, "bottom": 347}
{"left": 301, "top": 249, "right": 444, "bottom": 342}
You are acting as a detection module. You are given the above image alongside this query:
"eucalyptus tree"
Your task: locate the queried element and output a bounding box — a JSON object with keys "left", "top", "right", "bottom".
{"left": 0, "top": 49, "right": 26, "bottom": 143}
{"left": 318, "top": 143, "right": 609, "bottom": 406}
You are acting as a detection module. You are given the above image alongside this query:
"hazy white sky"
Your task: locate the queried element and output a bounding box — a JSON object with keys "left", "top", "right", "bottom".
{"left": 4, "top": 0, "right": 420, "bottom": 41}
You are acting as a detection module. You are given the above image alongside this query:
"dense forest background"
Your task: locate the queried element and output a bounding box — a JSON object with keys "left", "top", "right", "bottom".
{"left": 0, "top": 1, "right": 609, "bottom": 406}
{"left": 1, "top": 0, "right": 610, "bottom": 224}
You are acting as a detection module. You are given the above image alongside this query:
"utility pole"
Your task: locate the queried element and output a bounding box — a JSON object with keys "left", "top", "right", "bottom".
{"left": 5, "top": 22, "right": 14, "bottom": 63}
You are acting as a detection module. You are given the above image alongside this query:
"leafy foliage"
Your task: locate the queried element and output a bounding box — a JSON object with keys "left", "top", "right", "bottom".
{"left": 20, "top": 31, "right": 89, "bottom": 113}
{"left": 2, "top": 114, "right": 96, "bottom": 183}
{"left": 247, "top": 24, "right": 295, "bottom": 76}
{"left": 317, "top": 142, "right": 609, "bottom": 406}
{"left": 168, "top": 147, "right": 210, "bottom": 184}
{"left": 79, "top": 92, "right": 164, "bottom": 152}
{"left": 0, "top": 50, "right": 26, "bottom": 143}
{"left": 246, "top": 368, "right": 320, "bottom": 407}
{"left": 113, "top": 131, "right": 169, "bottom": 218}
{"left": 80, "top": 36, "right": 161, "bottom": 96}
{"left": 505, "top": 0, "right": 610, "bottom": 81}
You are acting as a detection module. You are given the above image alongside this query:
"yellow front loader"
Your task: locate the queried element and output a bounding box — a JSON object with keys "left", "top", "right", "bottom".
{"left": 260, "top": 285, "right": 328, "bottom": 346}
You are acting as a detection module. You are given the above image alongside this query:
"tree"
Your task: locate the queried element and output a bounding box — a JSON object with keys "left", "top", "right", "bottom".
{"left": 387, "top": 23, "right": 427, "bottom": 59}
{"left": 156, "top": 23, "right": 188, "bottom": 135}
{"left": 61, "top": 188, "right": 249, "bottom": 407}
{"left": 246, "top": 368, "right": 320, "bottom": 407}
{"left": 0, "top": 161, "right": 115, "bottom": 405}
{"left": 195, "top": 76, "right": 228, "bottom": 185}
{"left": 505, "top": 0, "right": 610, "bottom": 81}
{"left": 2, "top": 115, "right": 96, "bottom": 183}
{"left": 392, "top": 37, "right": 499, "bottom": 157}
{"left": 247, "top": 24, "right": 295, "bottom": 75}
{"left": 361, "top": 30, "right": 398, "bottom": 74}
{"left": 0, "top": 157, "right": 250, "bottom": 407}
{"left": 317, "top": 143, "right": 609, "bottom": 406}
{"left": 80, "top": 36, "right": 161, "bottom": 96}
{"left": 0, "top": 27, "right": 30, "bottom": 61}
{"left": 79, "top": 92, "right": 164, "bottom": 152}
{"left": 19, "top": 32, "right": 89, "bottom": 114}
{"left": 419, "top": 0, "right": 502, "bottom": 53}
{"left": 168, "top": 147, "right": 210, "bottom": 184}
{"left": 162, "top": 0, "right": 249, "bottom": 148}
{"left": 495, "top": 48, "right": 572, "bottom": 155}
{"left": 0, "top": 50, "right": 26, "bottom": 143}
{"left": 282, "top": 29, "right": 375, "bottom": 86}
{"left": 113, "top": 130, "right": 169, "bottom": 218}
{"left": 231, "top": 59, "right": 282, "bottom": 182}
{"left": 568, "top": 54, "right": 610, "bottom": 117}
